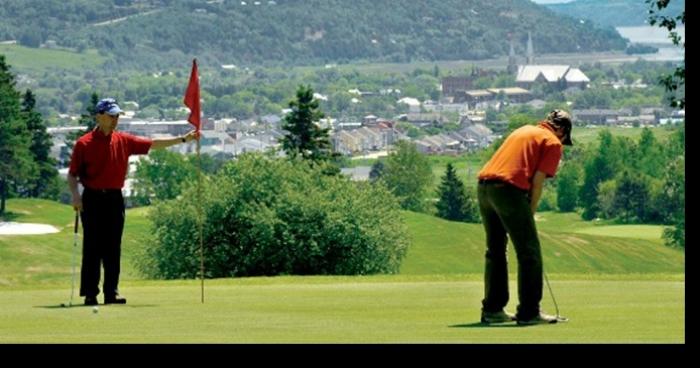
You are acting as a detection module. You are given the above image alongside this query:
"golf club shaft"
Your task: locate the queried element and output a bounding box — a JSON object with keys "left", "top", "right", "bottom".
{"left": 543, "top": 269, "right": 560, "bottom": 317}
{"left": 70, "top": 212, "right": 79, "bottom": 306}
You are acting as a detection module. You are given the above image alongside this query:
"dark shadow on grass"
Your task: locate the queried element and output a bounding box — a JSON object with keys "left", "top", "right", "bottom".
{"left": 449, "top": 322, "right": 523, "bottom": 328}
{"left": 35, "top": 304, "right": 160, "bottom": 309}
{"left": 0, "top": 212, "right": 20, "bottom": 222}
{"left": 35, "top": 304, "right": 97, "bottom": 309}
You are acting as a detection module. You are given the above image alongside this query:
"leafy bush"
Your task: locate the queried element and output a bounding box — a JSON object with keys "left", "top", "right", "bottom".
{"left": 382, "top": 140, "right": 433, "bottom": 212}
{"left": 136, "top": 153, "right": 409, "bottom": 278}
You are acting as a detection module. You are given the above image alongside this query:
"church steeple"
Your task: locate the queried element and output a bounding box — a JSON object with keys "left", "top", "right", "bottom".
{"left": 526, "top": 32, "right": 535, "bottom": 64}
{"left": 507, "top": 33, "right": 517, "bottom": 74}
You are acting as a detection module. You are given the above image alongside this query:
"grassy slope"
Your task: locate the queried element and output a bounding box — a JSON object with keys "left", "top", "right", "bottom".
{"left": 0, "top": 44, "right": 105, "bottom": 73}
{"left": 1, "top": 199, "right": 684, "bottom": 287}
{"left": 400, "top": 210, "right": 683, "bottom": 275}
{"left": 0, "top": 199, "right": 148, "bottom": 287}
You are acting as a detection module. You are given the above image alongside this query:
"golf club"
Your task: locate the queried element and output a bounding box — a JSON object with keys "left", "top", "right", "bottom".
{"left": 543, "top": 269, "right": 568, "bottom": 322}
{"left": 69, "top": 212, "right": 79, "bottom": 307}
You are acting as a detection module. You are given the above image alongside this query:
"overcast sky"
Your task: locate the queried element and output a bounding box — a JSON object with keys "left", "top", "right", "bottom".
{"left": 530, "top": 0, "right": 575, "bottom": 4}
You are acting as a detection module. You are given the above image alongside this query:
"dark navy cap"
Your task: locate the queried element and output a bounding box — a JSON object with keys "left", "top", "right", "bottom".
{"left": 95, "top": 98, "right": 124, "bottom": 116}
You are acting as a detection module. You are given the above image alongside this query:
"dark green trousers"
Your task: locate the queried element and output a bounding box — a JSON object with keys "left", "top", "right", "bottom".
{"left": 477, "top": 180, "right": 542, "bottom": 320}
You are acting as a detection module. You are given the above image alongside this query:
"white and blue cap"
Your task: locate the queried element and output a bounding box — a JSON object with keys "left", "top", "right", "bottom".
{"left": 95, "top": 98, "right": 124, "bottom": 116}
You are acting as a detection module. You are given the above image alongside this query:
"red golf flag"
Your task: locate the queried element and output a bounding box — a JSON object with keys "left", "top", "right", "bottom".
{"left": 184, "top": 59, "right": 201, "bottom": 131}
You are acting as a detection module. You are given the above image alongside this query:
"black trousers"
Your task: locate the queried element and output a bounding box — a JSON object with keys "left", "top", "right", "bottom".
{"left": 79, "top": 188, "right": 125, "bottom": 298}
{"left": 477, "top": 180, "right": 543, "bottom": 320}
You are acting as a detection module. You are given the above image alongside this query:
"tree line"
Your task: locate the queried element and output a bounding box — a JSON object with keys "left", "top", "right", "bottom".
{"left": 0, "top": 0, "right": 627, "bottom": 70}
{"left": 0, "top": 55, "right": 59, "bottom": 215}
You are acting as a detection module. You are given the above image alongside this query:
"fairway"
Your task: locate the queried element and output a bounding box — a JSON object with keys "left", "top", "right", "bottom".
{"left": 573, "top": 225, "right": 667, "bottom": 240}
{"left": 0, "top": 275, "right": 684, "bottom": 343}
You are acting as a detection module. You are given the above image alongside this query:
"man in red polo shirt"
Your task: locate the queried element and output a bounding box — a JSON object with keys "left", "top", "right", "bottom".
{"left": 68, "top": 98, "right": 199, "bottom": 306}
{"left": 477, "top": 109, "right": 573, "bottom": 325}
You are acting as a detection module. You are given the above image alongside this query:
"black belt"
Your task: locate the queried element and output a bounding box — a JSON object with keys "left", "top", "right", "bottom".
{"left": 479, "top": 179, "right": 529, "bottom": 195}
{"left": 84, "top": 187, "right": 122, "bottom": 194}
{"left": 478, "top": 179, "right": 506, "bottom": 185}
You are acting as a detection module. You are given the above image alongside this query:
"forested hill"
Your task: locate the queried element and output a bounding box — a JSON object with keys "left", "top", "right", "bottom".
{"left": 0, "top": 0, "right": 627, "bottom": 69}
{"left": 546, "top": 0, "right": 685, "bottom": 28}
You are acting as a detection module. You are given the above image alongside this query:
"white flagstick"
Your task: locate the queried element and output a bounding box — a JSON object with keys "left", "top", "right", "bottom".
{"left": 70, "top": 212, "right": 79, "bottom": 306}
{"left": 197, "top": 135, "right": 204, "bottom": 303}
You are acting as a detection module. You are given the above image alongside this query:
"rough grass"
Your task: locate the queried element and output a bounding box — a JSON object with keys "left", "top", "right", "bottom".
{"left": 0, "top": 44, "right": 105, "bottom": 73}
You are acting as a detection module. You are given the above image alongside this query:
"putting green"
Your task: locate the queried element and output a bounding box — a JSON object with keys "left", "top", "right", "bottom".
{"left": 0, "top": 275, "right": 684, "bottom": 343}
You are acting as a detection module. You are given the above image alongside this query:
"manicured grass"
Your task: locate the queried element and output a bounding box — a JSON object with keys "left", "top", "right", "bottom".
{"left": 573, "top": 224, "right": 667, "bottom": 240}
{"left": 0, "top": 199, "right": 685, "bottom": 343}
{"left": 0, "top": 275, "right": 684, "bottom": 343}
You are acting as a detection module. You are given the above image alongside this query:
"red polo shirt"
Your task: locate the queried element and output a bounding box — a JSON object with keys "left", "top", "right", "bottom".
{"left": 69, "top": 130, "right": 153, "bottom": 190}
{"left": 478, "top": 122, "right": 563, "bottom": 191}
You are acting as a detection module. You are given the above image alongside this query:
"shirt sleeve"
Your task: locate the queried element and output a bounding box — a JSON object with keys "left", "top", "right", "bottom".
{"left": 537, "top": 141, "right": 563, "bottom": 178}
{"left": 68, "top": 140, "right": 84, "bottom": 177}
{"left": 126, "top": 134, "right": 153, "bottom": 155}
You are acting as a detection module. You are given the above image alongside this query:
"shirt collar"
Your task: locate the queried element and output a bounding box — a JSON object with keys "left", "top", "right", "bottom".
{"left": 537, "top": 121, "right": 556, "bottom": 134}
{"left": 93, "top": 128, "right": 113, "bottom": 139}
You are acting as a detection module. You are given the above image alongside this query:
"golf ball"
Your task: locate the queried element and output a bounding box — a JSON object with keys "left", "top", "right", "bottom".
{"left": 92, "top": 306, "right": 99, "bottom": 314}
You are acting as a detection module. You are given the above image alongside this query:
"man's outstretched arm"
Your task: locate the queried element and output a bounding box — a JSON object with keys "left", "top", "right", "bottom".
{"left": 151, "top": 130, "right": 200, "bottom": 150}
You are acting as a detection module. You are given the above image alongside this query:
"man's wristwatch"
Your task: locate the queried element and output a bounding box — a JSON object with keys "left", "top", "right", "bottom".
{"left": 181, "top": 136, "right": 186, "bottom": 143}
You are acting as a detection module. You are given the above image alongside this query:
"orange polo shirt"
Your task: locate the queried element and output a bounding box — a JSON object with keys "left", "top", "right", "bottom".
{"left": 478, "top": 122, "right": 563, "bottom": 191}
{"left": 69, "top": 130, "right": 152, "bottom": 190}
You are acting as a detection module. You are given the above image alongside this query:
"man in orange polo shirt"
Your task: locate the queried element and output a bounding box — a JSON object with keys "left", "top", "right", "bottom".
{"left": 477, "top": 110, "right": 573, "bottom": 325}
{"left": 68, "top": 98, "right": 199, "bottom": 306}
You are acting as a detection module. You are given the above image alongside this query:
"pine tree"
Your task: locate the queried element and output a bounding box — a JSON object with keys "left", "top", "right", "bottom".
{"left": 21, "top": 89, "right": 59, "bottom": 198}
{"left": 0, "top": 55, "right": 34, "bottom": 215}
{"left": 64, "top": 92, "right": 99, "bottom": 162}
{"left": 280, "top": 85, "right": 332, "bottom": 163}
{"left": 435, "top": 163, "right": 478, "bottom": 222}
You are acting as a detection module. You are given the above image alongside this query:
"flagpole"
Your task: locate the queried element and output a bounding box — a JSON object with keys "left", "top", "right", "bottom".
{"left": 185, "top": 58, "right": 204, "bottom": 303}
{"left": 197, "top": 136, "right": 204, "bottom": 303}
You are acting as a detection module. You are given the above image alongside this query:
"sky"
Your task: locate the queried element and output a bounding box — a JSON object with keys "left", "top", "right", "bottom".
{"left": 530, "top": 0, "right": 576, "bottom": 4}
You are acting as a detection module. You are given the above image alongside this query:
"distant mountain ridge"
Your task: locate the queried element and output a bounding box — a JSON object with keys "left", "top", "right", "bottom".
{"left": 0, "top": 0, "right": 627, "bottom": 69}
{"left": 545, "top": 0, "right": 685, "bottom": 27}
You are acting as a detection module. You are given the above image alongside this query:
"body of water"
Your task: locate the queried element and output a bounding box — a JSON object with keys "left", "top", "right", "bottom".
{"left": 616, "top": 25, "right": 684, "bottom": 62}
{"left": 616, "top": 25, "right": 685, "bottom": 45}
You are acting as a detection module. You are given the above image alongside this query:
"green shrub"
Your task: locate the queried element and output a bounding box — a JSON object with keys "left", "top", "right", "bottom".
{"left": 137, "top": 153, "right": 409, "bottom": 278}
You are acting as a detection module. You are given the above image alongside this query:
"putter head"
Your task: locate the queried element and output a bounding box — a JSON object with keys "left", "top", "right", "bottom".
{"left": 556, "top": 315, "right": 569, "bottom": 322}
